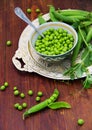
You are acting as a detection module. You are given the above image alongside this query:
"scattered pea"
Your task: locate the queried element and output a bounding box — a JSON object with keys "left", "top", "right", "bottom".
{"left": 26, "top": 8, "right": 32, "bottom": 14}
{"left": 18, "top": 105, "right": 23, "bottom": 111}
{"left": 22, "top": 102, "right": 27, "bottom": 108}
{"left": 35, "top": 8, "right": 41, "bottom": 13}
{"left": 14, "top": 90, "right": 20, "bottom": 96}
{"left": 36, "top": 96, "right": 41, "bottom": 102}
{"left": 0, "top": 85, "right": 6, "bottom": 91}
{"left": 4, "top": 82, "right": 8, "bottom": 87}
{"left": 28, "top": 90, "right": 33, "bottom": 96}
{"left": 37, "top": 91, "right": 43, "bottom": 97}
{"left": 14, "top": 103, "right": 20, "bottom": 109}
{"left": 13, "top": 86, "right": 18, "bottom": 91}
{"left": 6, "top": 40, "right": 12, "bottom": 46}
{"left": 77, "top": 119, "right": 85, "bottom": 126}
{"left": 20, "top": 93, "right": 25, "bottom": 98}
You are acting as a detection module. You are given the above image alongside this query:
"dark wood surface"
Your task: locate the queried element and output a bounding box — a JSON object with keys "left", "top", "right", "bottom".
{"left": 1, "top": 0, "right": 92, "bottom": 130}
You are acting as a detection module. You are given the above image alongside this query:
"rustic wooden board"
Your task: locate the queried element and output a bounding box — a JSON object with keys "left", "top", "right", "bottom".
{"left": 0, "top": 0, "right": 92, "bottom": 130}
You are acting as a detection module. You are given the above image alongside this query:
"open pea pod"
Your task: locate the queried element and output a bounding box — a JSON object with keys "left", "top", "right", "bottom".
{"left": 48, "top": 101, "right": 71, "bottom": 109}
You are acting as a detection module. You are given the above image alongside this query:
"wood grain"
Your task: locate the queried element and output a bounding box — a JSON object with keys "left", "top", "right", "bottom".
{"left": 0, "top": 0, "right": 92, "bottom": 130}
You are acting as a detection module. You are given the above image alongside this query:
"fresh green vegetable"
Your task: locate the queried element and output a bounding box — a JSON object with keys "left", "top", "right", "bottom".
{"left": 20, "top": 93, "right": 25, "bottom": 98}
{"left": 58, "top": 9, "right": 90, "bottom": 17}
{"left": 0, "top": 85, "right": 6, "bottom": 91}
{"left": 26, "top": 8, "right": 32, "bottom": 14}
{"left": 48, "top": 101, "right": 71, "bottom": 109}
{"left": 77, "top": 119, "right": 85, "bottom": 126}
{"left": 4, "top": 82, "right": 8, "bottom": 87}
{"left": 86, "top": 26, "right": 92, "bottom": 43}
{"left": 14, "top": 90, "right": 20, "bottom": 96}
{"left": 37, "top": 91, "right": 43, "bottom": 97}
{"left": 38, "top": 15, "right": 46, "bottom": 25}
{"left": 18, "top": 105, "right": 23, "bottom": 111}
{"left": 6, "top": 40, "right": 12, "bottom": 46}
{"left": 64, "top": 25, "right": 92, "bottom": 88}
{"left": 36, "top": 96, "right": 41, "bottom": 102}
{"left": 22, "top": 102, "right": 27, "bottom": 108}
{"left": 13, "top": 86, "right": 18, "bottom": 91}
{"left": 52, "top": 11, "right": 87, "bottom": 23}
{"left": 71, "top": 28, "right": 86, "bottom": 66}
{"left": 23, "top": 88, "right": 59, "bottom": 119}
{"left": 35, "top": 8, "right": 41, "bottom": 13}
{"left": 28, "top": 90, "right": 33, "bottom": 96}
{"left": 49, "top": 5, "right": 58, "bottom": 22}
{"left": 14, "top": 103, "right": 20, "bottom": 109}
{"left": 35, "top": 28, "right": 74, "bottom": 56}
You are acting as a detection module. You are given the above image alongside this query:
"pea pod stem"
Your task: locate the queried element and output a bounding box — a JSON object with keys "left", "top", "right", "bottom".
{"left": 23, "top": 88, "right": 59, "bottom": 120}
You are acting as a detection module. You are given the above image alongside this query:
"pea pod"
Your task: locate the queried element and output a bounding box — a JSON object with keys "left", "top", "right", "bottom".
{"left": 71, "top": 27, "right": 86, "bottom": 66}
{"left": 52, "top": 11, "right": 87, "bottom": 23}
{"left": 49, "top": 5, "right": 59, "bottom": 22}
{"left": 48, "top": 101, "right": 71, "bottom": 109}
{"left": 23, "top": 88, "right": 59, "bottom": 119}
{"left": 86, "top": 26, "right": 92, "bottom": 43}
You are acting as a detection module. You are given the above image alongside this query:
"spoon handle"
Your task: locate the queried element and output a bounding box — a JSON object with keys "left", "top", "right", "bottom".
{"left": 14, "top": 7, "right": 44, "bottom": 37}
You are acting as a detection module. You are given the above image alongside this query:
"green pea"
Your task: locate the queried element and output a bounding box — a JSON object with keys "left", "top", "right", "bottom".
{"left": 6, "top": 40, "right": 12, "bottom": 46}
{"left": 13, "top": 86, "right": 18, "bottom": 91}
{"left": 0, "top": 85, "right": 6, "bottom": 91}
{"left": 20, "top": 93, "right": 25, "bottom": 98}
{"left": 4, "top": 82, "right": 8, "bottom": 87}
{"left": 35, "top": 8, "right": 41, "bottom": 13}
{"left": 14, "top": 90, "right": 20, "bottom": 96}
{"left": 37, "top": 91, "right": 43, "bottom": 97}
{"left": 18, "top": 105, "right": 23, "bottom": 111}
{"left": 77, "top": 119, "right": 85, "bottom": 126}
{"left": 26, "top": 8, "right": 32, "bottom": 13}
{"left": 14, "top": 103, "right": 20, "bottom": 109}
{"left": 28, "top": 90, "right": 33, "bottom": 96}
{"left": 22, "top": 102, "right": 27, "bottom": 108}
{"left": 36, "top": 96, "right": 41, "bottom": 102}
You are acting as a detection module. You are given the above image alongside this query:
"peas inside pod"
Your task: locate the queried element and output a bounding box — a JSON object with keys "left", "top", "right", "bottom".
{"left": 35, "top": 28, "right": 74, "bottom": 56}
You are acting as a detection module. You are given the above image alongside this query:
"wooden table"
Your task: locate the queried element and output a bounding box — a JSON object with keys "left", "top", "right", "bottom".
{"left": 1, "top": 0, "right": 92, "bottom": 130}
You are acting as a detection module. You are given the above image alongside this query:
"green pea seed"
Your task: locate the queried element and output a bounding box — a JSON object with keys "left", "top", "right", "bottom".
{"left": 14, "top": 103, "right": 20, "bottom": 109}
{"left": 6, "top": 40, "right": 12, "bottom": 46}
{"left": 22, "top": 102, "right": 27, "bottom": 108}
{"left": 77, "top": 119, "right": 85, "bottom": 126}
{"left": 13, "top": 86, "right": 18, "bottom": 91}
{"left": 28, "top": 90, "right": 33, "bottom": 96}
{"left": 26, "top": 8, "right": 32, "bottom": 13}
{"left": 20, "top": 93, "right": 25, "bottom": 98}
{"left": 18, "top": 105, "right": 23, "bottom": 111}
{"left": 35, "top": 8, "right": 41, "bottom": 13}
{"left": 14, "top": 90, "right": 20, "bottom": 96}
{"left": 4, "top": 82, "right": 8, "bottom": 87}
{"left": 0, "top": 85, "right": 6, "bottom": 91}
{"left": 36, "top": 96, "right": 41, "bottom": 102}
{"left": 37, "top": 91, "right": 43, "bottom": 97}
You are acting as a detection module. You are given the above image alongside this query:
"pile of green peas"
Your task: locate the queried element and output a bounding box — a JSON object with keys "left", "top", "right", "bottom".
{"left": 13, "top": 86, "right": 43, "bottom": 111}
{"left": 35, "top": 28, "right": 74, "bottom": 56}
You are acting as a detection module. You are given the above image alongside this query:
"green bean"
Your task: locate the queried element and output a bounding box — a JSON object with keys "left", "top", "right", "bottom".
{"left": 48, "top": 101, "right": 71, "bottom": 109}
{"left": 86, "top": 26, "right": 92, "bottom": 43}
{"left": 38, "top": 15, "right": 46, "bottom": 25}
{"left": 23, "top": 88, "right": 59, "bottom": 119}
{"left": 71, "top": 27, "right": 86, "bottom": 66}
